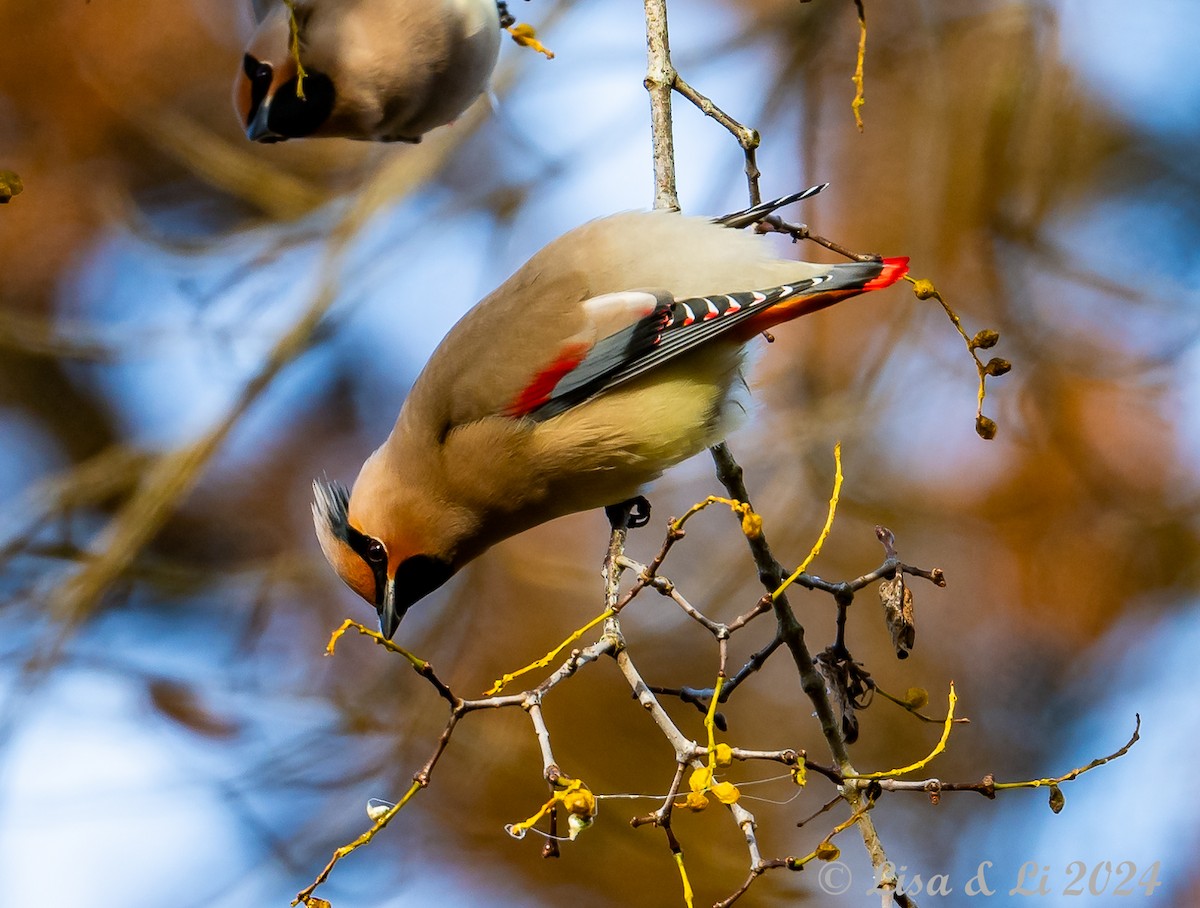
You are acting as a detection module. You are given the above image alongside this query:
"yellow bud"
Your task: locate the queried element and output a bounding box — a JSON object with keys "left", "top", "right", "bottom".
{"left": 688, "top": 766, "right": 713, "bottom": 792}
{"left": 676, "top": 791, "right": 710, "bottom": 812}
{"left": 740, "top": 509, "right": 762, "bottom": 539}
{"left": 905, "top": 687, "right": 929, "bottom": 709}
{"left": 910, "top": 278, "right": 938, "bottom": 300}
{"left": 711, "top": 781, "right": 740, "bottom": 804}
{"left": 815, "top": 841, "right": 841, "bottom": 861}
{"left": 507, "top": 23, "right": 555, "bottom": 58}
{"left": 713, "top": 743, "right": 733, "bottom": 767}
{"left": 561, "top": 787, "right": 596, "bottom": 818}
{"left": 792, "top": 763, "right": 808, "bottom": 787}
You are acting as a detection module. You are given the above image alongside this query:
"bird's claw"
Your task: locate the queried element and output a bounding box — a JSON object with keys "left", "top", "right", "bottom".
{"left": 605, "top": 496, "right": 652, "bottom": 531}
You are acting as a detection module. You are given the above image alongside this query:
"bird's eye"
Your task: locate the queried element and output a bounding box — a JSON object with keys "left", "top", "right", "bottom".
{"left": 243, "top": 54, "right": 272, "bottom": 87}
{"left": 365, "top": 539, "right": 387, "bottom": 565}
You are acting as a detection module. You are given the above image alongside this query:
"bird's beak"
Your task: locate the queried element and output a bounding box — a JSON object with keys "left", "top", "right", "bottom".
{"left": 246, "top": 95, "right": 285, "bottom": 143}
{"left": 374, "top": 555, "right": 452, "bottom": 639}
{"left": 378, "top": 575, "right": 402, "bottom": 640}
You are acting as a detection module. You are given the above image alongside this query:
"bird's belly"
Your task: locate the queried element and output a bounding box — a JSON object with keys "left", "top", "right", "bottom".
{"left": 528, "top": 349, "right": 746, "bottom": 516}
{"left": 431, "top": 347, "right": 746, "bottom": 563}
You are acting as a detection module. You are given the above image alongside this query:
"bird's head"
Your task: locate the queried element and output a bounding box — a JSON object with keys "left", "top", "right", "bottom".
{"left": 311, "top": 478, "right": 454, "bottom": 639}
{"left": 234, "top": 2, "right": 336, "bottom": 142}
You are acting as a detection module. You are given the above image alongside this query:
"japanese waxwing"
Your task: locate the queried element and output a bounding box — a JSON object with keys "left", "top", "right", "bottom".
{"left": 313, "top": 190, "right": 909, "bottom": 638}
{"left": 235, "top": 0, "right": 501, "bottom": 142}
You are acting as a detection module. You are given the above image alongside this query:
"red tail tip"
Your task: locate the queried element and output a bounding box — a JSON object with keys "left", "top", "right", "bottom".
{"left": 863, "top": 256, "right": 910, "bottom": 291}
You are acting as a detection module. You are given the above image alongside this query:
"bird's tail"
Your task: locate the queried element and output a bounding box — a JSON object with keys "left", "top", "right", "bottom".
{"left": 863, "top": 256, "right": 910, "bottom": 290}
{"left": 715, "top": 184, "right": 830, "bottom": 229}
{"left": 744, "top": 256, "right": 910, "bottom": 332}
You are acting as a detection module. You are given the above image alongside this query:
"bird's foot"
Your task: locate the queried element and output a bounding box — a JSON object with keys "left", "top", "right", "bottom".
{"left": 605, "top": 496, "right": 652, "bottom": 531}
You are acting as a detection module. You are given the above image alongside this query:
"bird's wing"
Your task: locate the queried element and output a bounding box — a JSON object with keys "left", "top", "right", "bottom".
{"left": 406, "top": 275, "right": 671, "bottom": 442}
{"left": 403, "top": 210, "right": 906, "bottom": 442}
{"left": 510, "top": 257, "right": 908, "bottom": 422}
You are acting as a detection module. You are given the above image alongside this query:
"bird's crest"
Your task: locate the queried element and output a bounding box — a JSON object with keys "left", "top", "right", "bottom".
{"left": 311, "top": 478, "right": 377, "bottom": 605}
{"left": 311, "top": 477, "right": 352, "bottom": 542}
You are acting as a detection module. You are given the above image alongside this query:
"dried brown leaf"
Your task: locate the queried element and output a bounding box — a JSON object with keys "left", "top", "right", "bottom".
{"left": 879, "top": 576, "right": 916, "bottom": 658}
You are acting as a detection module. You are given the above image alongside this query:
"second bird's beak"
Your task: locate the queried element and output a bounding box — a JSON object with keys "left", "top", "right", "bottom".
{"left": 246, "top": 94, "right": 285, "bottom": 143}
{"left": 235, "top": 52, "right": 292, "bottom": 143}
{"left": 378, "top": 576, "right": 401, "bottom": 640}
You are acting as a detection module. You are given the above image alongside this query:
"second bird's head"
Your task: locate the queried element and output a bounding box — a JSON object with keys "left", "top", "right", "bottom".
{"left": 233, "top": 3, "right": 336, "bottom": 142}
{"left": 311, "top": 477, "right": 456, "bottom": 639}
{"left": 233, "top": 0, "right": 502, "bottom": 144}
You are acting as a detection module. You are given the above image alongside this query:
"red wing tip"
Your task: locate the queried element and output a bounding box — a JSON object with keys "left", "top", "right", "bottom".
{"left": 863, "top": 256, "right": 910, "bottom": 291}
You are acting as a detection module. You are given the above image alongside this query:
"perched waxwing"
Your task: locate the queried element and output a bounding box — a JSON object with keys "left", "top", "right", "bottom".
{"left": 313, "top": 191, "right": 909, "bottom": 637}
{"left": 235, "top": 0, "right": 501, "bottom": 142}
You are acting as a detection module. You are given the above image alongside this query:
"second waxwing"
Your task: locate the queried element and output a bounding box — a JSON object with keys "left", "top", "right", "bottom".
{"left": 313, "top": 194, "right": 909, "bottom": 638}
{"left": 235, "top": 0, "right": 501, "bottom": 142}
